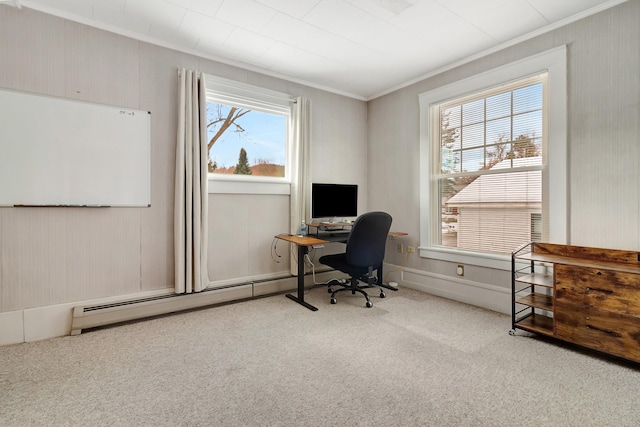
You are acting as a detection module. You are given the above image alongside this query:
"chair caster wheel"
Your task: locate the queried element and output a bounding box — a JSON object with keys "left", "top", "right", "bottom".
{"left": 330, "top": 298, "right": 337, "bottom": 304}
{"left": 380, "top": 292, "right": 386, "bottom": 298}
{"left": 366, "top": 301, "right": 373, "bottom": 308}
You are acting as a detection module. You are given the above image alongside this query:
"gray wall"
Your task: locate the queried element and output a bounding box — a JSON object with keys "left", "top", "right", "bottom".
{"left": 368, "top": 0, "right": 640, "bottom": 307}
{"left": 0, "top": 7, "right": 367, "bottom": 313}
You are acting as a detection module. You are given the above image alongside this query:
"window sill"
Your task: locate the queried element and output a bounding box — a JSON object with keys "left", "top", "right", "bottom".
{"left": 419, "top": 246, "right": 511, "bottom": 271}
{"left": 208, "top": 176, "right": 290, "bottom": 195}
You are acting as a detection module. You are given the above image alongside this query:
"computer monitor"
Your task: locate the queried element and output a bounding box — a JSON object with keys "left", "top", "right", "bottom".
{"left": 311, "top": 183, "right": 358, "bottom": 220}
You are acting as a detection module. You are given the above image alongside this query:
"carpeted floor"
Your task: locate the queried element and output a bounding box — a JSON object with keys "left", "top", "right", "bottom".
{"left": 1, "top": 286, "right": 640, "bottom": 426}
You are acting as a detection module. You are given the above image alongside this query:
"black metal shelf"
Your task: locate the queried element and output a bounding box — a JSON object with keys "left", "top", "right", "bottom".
{"left": 511, "top": 242, "right": 554, "bottom": 336}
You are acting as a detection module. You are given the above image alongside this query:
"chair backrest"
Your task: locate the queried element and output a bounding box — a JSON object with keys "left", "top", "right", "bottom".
{"left": 345, "top": 211, "right": 393, "bottom": 268}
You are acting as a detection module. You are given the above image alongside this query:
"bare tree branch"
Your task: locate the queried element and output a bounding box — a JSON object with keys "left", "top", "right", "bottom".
{"left": 207, "top": 107, "right": 251, "bottom": 152}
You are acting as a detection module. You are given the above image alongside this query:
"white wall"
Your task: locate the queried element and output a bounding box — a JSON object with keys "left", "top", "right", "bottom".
{"left": 368, "top": 0, "right": 640, "bottom": 313}
{"left": 0, "top": 6, "right": 367, "bottom": 343}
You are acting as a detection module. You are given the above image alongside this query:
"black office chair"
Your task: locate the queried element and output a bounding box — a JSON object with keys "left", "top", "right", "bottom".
{"left": 319, "top": 211, "right": 392, "bottom": 308}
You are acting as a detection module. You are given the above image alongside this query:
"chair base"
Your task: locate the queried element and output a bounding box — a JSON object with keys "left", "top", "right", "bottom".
{"left": 327, "top": 276, "right": 385, "bottom": 308}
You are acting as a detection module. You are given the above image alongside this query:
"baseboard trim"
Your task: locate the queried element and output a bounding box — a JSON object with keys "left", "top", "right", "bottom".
{"left": 0, "top": 288, "right": 173, "bottom": 346}
{"left": 0, "top": 270, "right": 347, "bottom": 346}
{"left": 385, "top": 263, "right": 511, "bottom": 315}
{"left": 0, "top": 265, "right": 506, "bottom": 346}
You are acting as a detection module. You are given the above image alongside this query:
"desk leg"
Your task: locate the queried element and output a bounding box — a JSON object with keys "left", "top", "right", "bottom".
{"left": 285, "top": 244, "right": 318, "bottom": 311}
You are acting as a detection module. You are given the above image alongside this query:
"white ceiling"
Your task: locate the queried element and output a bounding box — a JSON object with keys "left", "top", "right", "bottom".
{"left": 6, "top": 0, "right": 627, "bottom": 99}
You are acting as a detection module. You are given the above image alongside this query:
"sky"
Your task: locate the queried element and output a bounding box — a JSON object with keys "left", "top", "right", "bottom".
{"left": 206, "top": 103, "right": 286, "bottom": 169}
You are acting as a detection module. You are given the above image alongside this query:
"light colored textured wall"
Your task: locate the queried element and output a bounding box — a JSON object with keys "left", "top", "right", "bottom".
{"left": 565, "top": 3, "right": 640, "bottom": 250}
{"left": 3, "top": 1, "right": 635, "bottom": 316}
{"left": 368, "top": 1, "right": 640, "bottom": 292}
{"left": 0, "top": 7, "right": 367, "bottom": 312}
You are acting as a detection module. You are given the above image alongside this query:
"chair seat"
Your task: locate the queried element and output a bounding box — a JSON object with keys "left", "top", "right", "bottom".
{"left": 319, "top": 253, "right": 374, "bottom": 277}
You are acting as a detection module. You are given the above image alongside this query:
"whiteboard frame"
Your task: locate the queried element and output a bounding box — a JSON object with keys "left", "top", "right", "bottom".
{"left": 0, "top": 88, "right": 151, "bottom": 207}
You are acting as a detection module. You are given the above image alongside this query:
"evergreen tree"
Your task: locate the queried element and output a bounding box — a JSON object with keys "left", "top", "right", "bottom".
{"left": 440, "top": 110, "right": 460, "bottom": 174}
{"left": 233, "top": 148, "right": 252, "bottom": 175}
{"left": 440, "top": 109, "right": 462, "bottom": 198}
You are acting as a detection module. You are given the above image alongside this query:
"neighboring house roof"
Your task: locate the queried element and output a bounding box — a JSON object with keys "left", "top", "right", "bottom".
{"left": 447, "top": 157, "right": 541, "bottom": 205}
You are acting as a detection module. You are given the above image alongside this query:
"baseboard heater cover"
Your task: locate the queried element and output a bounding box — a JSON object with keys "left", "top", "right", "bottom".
{"left": 71, "top": 284, "right": 252, "bottom": 335}
{"left": 70, "top": 270, "right": 342, "bottom": 336}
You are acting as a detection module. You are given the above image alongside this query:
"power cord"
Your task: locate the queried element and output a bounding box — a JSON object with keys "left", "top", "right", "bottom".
{"left": 304, "top": 253, "right": 323, "bottom": 285}
{"left": 272, "top": 239, "right": 344, "bottom": 286}
{"left": 304, "top": 253, "right": 346, "bottom": 286}
{"left": 384, "top": 249, "right": 409, "bottom": 283}
{"left": 271, "top": 237, "right": 282, "bottom": 263}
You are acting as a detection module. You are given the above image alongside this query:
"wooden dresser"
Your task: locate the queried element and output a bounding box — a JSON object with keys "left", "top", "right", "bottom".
{"left": 511, "top": 242, "right": 640, "bottom": 364}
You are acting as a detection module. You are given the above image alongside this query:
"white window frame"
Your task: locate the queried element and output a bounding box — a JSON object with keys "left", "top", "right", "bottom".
{"left": 205, "top": 75, "right": 295, "bottom": 195}
{"left": 418, "top": 46, "right": 567, "bottom": 270}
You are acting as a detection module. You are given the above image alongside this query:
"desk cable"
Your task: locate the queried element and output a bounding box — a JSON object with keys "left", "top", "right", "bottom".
{"left": 383, "top": 249, "right": 409, "bottom": 283}
{"left": 271, "top": 238, "right": 343, "bottom": 286}
{"left": 304, "top": 253, "right": 346, "bottom": 287}
{"left": 270, "top": 237, "right": 282, "bottom": 263}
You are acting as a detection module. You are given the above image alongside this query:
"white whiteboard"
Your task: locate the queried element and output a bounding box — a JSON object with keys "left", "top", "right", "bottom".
{"left": 0, "top": 88, "right": 151, "bottom": 207}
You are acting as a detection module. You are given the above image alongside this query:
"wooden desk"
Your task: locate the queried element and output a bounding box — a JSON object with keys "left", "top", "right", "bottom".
{"left": 276, "top": 229, "right": 408, "bottom": 311}
{"left": 275, "top": 234, "right": 328, "bottom": 311}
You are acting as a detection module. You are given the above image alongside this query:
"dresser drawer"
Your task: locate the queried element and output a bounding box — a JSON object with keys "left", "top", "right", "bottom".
{"left": 555, "top": 302, "right": 640, "bottom": 363}
{"left": 555, "top": 264, "right": 640, "bottom": 316}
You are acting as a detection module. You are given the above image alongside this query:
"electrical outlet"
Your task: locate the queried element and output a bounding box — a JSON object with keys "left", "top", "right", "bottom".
{"left": 407, "top": 246, "right": 416, "bottom": 253}
{"left": 397, "top": 243, "right": 403, "bottom": 253}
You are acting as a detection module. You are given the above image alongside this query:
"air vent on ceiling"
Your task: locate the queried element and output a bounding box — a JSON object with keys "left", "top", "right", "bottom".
{"left": 370, "top": 0, "right": 414, "bottom": 15}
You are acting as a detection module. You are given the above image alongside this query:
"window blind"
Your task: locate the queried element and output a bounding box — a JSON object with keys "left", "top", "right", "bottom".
{"left": 205, "top": 74, "right": 292, "bottom": 115}
{"left": 434, "top": 73, "right": 547, "bottom": 254}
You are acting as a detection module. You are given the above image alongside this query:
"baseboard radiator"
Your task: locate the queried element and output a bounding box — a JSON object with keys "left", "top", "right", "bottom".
{"left": 71, "top": 277, "right": 293, "bottom": 336}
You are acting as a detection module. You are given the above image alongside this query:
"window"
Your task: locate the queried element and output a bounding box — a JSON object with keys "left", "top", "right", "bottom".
{"left": 419, "top": 47, "right": 567, "bottom": 269}
{"left": 437, "top": 75, "right": 545, "bottom": 254}
{"left": 205, "top": 75, "right": 294, "bottom": 194}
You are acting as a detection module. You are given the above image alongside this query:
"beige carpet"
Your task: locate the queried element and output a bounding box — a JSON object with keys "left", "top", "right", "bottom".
{"left": 2, "top": 286, "right": 640, "bottom": 426}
